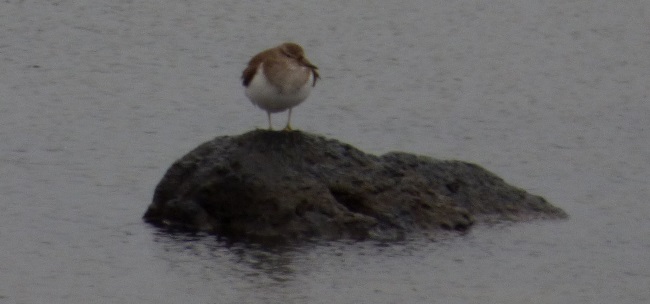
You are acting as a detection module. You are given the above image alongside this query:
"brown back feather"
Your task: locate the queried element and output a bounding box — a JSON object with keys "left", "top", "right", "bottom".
{"left": 242, "top": 49, "right": 276, "bottom": 87}
{"left": 242, "top": 44, "right": 320, "bottom": 87}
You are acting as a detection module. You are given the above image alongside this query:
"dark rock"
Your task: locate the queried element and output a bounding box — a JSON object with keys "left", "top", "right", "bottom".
{"left": 143, "top": 130, "right": 567, "bottom": 243}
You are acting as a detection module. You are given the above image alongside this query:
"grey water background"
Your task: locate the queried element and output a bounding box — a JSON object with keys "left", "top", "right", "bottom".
{"left": 1, "top": 0, "right": 648, "bottom": 303}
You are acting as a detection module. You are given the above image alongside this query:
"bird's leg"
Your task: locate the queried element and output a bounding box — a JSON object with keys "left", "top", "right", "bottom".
{"left": 283, "top": 109, "right": 293, "bottom": 131}
{"left": 267, "top": 112, "right": 273, "bottom": 130}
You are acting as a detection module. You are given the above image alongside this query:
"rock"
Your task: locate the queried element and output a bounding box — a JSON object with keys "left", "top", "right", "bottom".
{"left": 143, "top": 130, "right": 567, "bottom": 243}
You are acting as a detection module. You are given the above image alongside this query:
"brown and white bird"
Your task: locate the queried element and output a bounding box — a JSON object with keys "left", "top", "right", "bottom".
{"left": 242, "top": 42, "right": 320, "bottom": 130}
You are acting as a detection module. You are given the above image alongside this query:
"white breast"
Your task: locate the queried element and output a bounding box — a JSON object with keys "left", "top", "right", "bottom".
{"left": 245, "top": 64, "right": 314, "bottom": 113}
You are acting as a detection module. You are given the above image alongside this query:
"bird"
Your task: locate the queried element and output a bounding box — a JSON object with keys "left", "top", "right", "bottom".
{"left": 242, "top": 42, "right": 320, "bottom": 131}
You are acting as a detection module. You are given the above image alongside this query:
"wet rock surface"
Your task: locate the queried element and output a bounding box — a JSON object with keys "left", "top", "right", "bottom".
{"left": 143, "top": 130, "right": 567, "bottom": 243}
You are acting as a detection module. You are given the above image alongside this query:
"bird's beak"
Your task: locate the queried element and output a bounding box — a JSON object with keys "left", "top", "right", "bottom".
{"left": 301, "top": 58, "right": 318, "bottom": 70}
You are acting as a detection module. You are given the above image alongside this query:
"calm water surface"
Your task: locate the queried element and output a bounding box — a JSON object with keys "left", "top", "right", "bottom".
{"left": 1, "top": 1, "right": 649, "bottom": 303}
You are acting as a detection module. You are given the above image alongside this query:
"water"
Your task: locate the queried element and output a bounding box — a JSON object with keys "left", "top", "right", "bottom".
{"left": 1, "top": 0, "right": 649, "bottom": 303}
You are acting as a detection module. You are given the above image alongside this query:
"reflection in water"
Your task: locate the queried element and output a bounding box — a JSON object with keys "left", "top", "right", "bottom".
{"left": 151, "top": 230, "right": 300, "bottom": 284}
